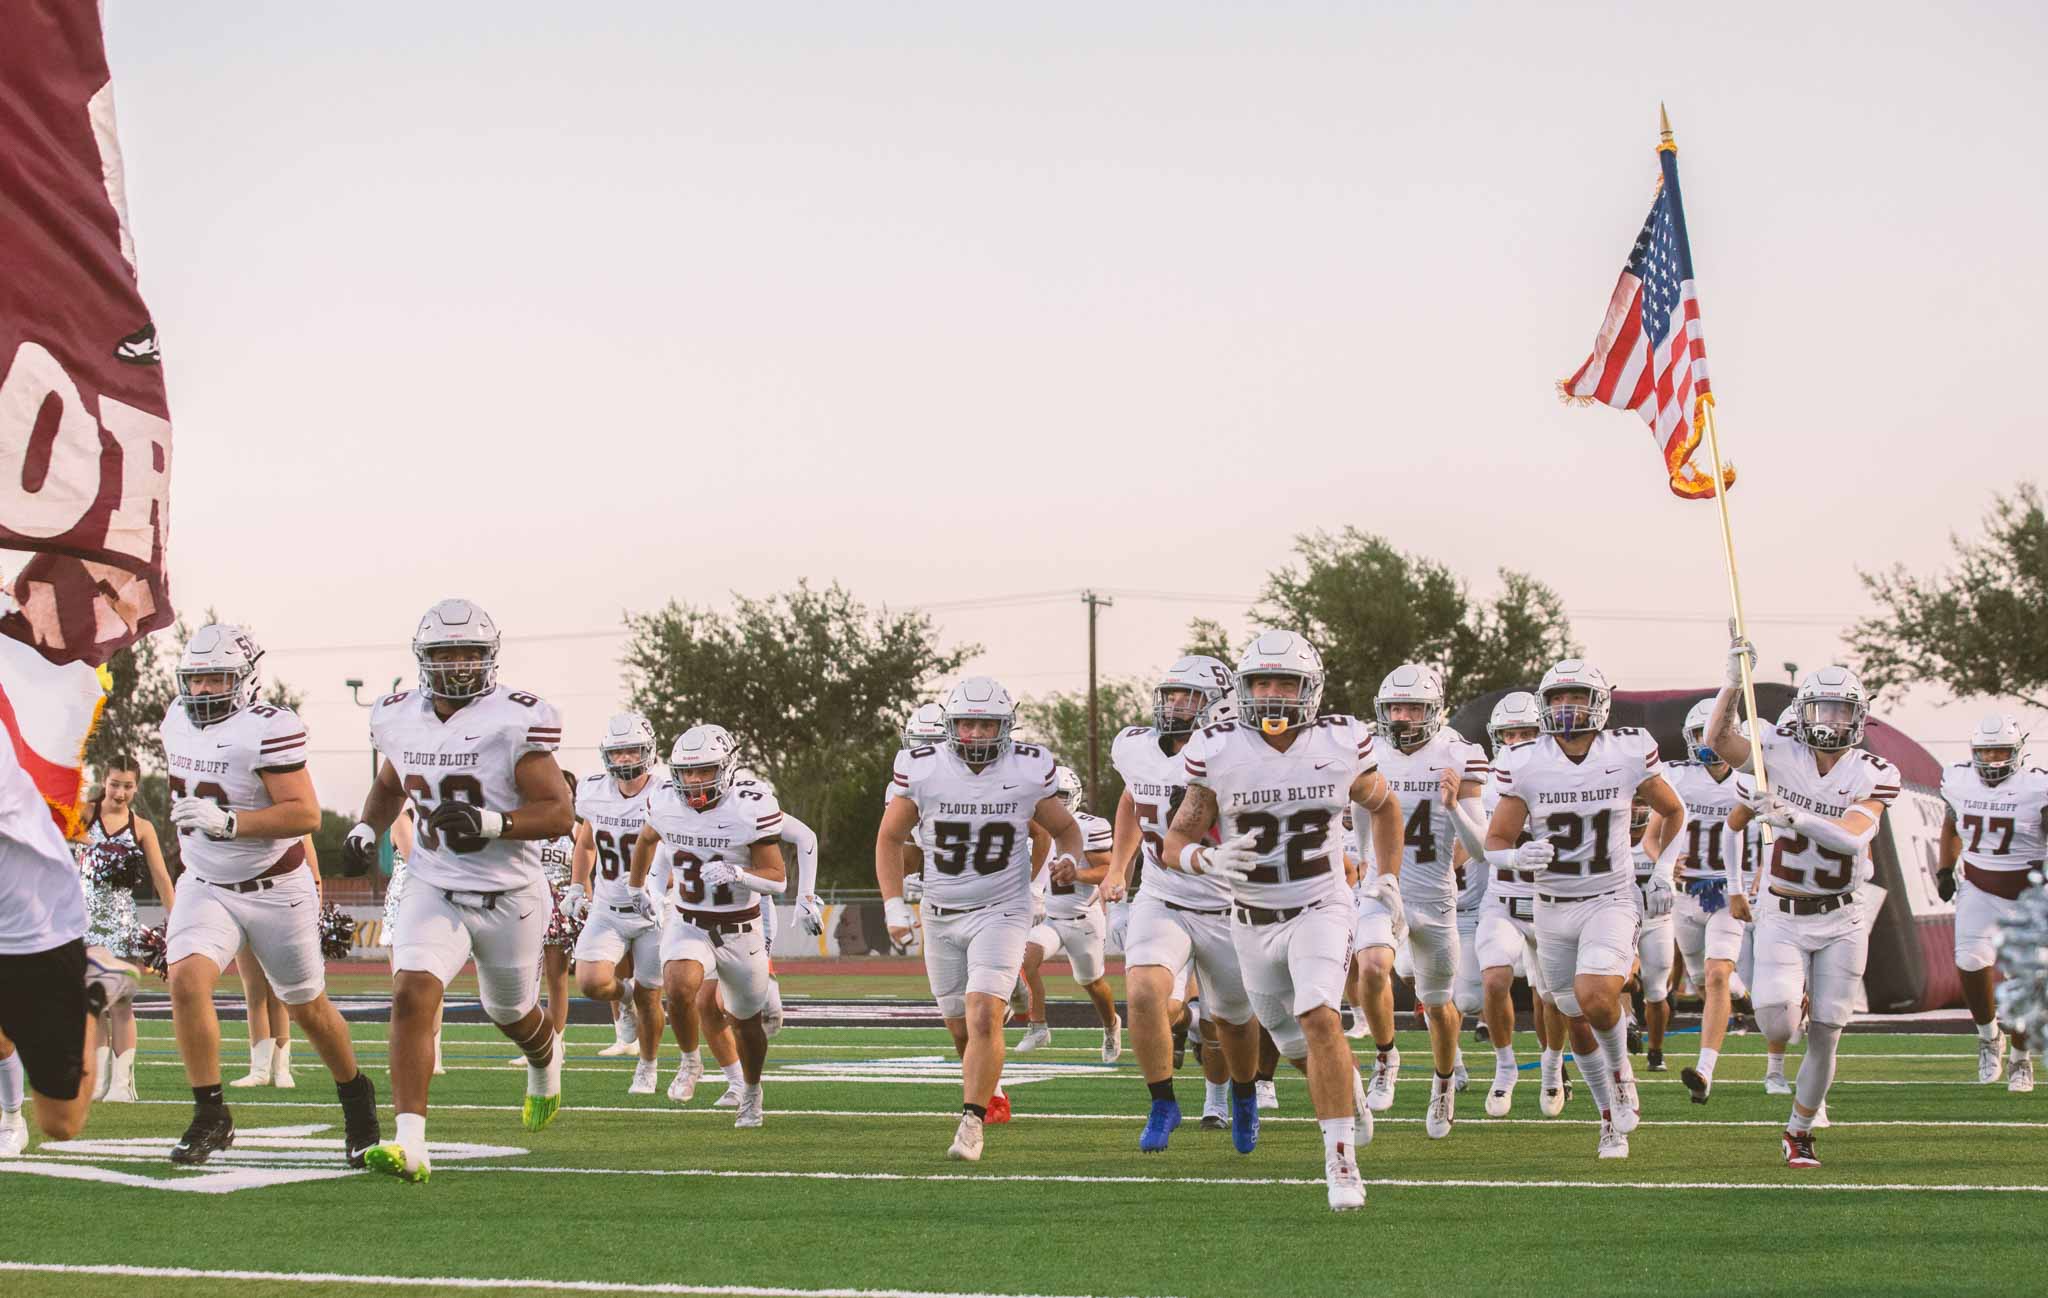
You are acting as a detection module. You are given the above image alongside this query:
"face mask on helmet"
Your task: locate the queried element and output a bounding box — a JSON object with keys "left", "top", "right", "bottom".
{"left": 949, "top": 715, "right": 1013, "bottom": 766}
{"left": 1796, "top": 698, "right": 1864, "bottom": 752}
{"left": 603, "top": 743, "right": 653, "bottom": 781}
{"left": 1539, "top": 686, "right": 1607, "bottom": 736}
{"left": 1376, "top": 699, "right": 1441, "bottom": 749}
{"left": 1972, "top": 745, "right": 2020, "bottom": 786}
{"left": 178, "top": 668, "right": 250, "bottom": 726}
{"left": 1240, "top": 673, "right": 1312, "bottom": 736}
{"left": 1155, "top": 685, "right": 1214, "bottom": 736}
{"left": 673, "top": 762, "right": 729, "bottom": 810}
{"left": 418, "top": 644, "right": 496, "bottom": 701}
{"left": 1630, "top": 799, "right": 1653, "bottom": 837}
{"left": 1684, "top": 725, "right": 1720, "bottom": 766}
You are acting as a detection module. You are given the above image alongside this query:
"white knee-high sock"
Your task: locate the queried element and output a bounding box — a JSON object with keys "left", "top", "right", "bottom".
{"left": 0, "top": 1050, "right": 23, "bottom": 1112}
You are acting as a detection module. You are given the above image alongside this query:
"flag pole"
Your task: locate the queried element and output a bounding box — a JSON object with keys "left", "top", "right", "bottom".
{"left": 1665, "top": 104, "right": 1778, "bottom": 891}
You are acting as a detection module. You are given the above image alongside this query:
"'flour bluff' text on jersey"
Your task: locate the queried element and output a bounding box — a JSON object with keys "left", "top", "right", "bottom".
{"left": 1111, "top": 724, "right": 1231, "bottom": 909}
{"left": 576, "top": 771, "right": 662, "bottom": 907}
{"left": 1665, "top": 758, "right": 1753, "bottom": 885}
{"left": 160, "top": 701, "right": 310, "bottom": 884}
{"left": 369, "top": 686, "right": 562, "bottom": 893}
{"left": 1754, "top": 725, "right": 1899, "bottom": 898}
{"left": 1182, "top": 715, "right": 1379, "bottom": 911}
{"left": 643, "top": 778, "right": 784, "bottom": 914}
{"left": 890, "top": 741, "right": 1058, "bottom": 911}
{"left": 1489, "top": 727, "right": 1661, "bottom": 899}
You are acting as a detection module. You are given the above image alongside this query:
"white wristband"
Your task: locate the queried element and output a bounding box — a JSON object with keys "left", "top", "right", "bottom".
{"left": 1179, "top": 842, "right": 1207, "bottom": 874}
{"left": 884, "top": 897, "right": 914, "bottom": 930}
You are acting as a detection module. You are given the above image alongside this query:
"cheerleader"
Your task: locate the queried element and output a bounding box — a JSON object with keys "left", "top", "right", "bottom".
{"left": 79, "top": 757, "right": 175, "bottom": 1103}
{"left": 538, "top": 770, "right": 581, "bottom": 1040}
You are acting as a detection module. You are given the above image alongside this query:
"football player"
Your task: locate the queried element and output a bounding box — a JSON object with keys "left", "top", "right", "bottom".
{"left": 1347, "top": 811, "right": 1405, "bottom": 1114}
{"left": 875, "top": 677, "right": 1092, "bottom": 1162}
{"left": 1016, "top": 767, "right": 1121, "bottom": 1062}
{"left": 629, "top": 727, "right": 786, "bottom": 1130}
{"left": 1626, "top": 792, "right": 1675, "bottom": 1069}
{"left": 1443, "top": 691, "right": 1574, "bottom": 1117}
{"left": 158, "top": 625, "right": 381, "bottom": 1167}
{"left": 1371, "top": 665, "right": 1489, "bottom": 1139}
{"left": 1106, "top": 656, "right": 1262, "bottom": 1152}
{"left": 1706, "top": 643, "right": 1900, "bottom": 1168}
{"left": 1936, "top": 714, "right": 2046, "bottom": 1093}
{"left": 1668, "top": 698, "right": 1756, "bottom": 1105}
{"left": 564, "top": 713, "right": 668, "bottom": 1096}
{"left": 1485, "top": 659, "right": 1688, "bottom": 1161}
{"left": 344, "top": 599, "right": 576, "bottom": 1183}
{"left": 1162, "top": 632, "right": 1403, "bottom": 1213}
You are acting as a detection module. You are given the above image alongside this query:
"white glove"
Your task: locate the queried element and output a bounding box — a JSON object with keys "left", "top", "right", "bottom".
{"left": 1106, "top": 900, "right": 1130, "bottom": 950}
{"left": 797, "top": 893, "right": 826, "bottom": 936}
{"left": 558, "top": 882, "right": 588, "bottom": 922}
{"left": 884, "top": 896, "right": 915, "bottom": 942}
{"left": 901, "top": 872, "right": 925, "bottom": 904}
{"left": 1640, "top": 876, "right": 1675, "bottom": 918}
{"left": 628, "top": 890, "right": 659, "bottom": 922}
{"left": 1194, "top": 831, "right": 1262, "bottom": 883}
{"left": 171, "top": 797, "right": 236, "bottom": 840}
{"left": 1757, "top": 796, "right": 1802, "bottom": 832}
{"left": 1725, "top": 622, "right": 1758, "bottom": 688}
{"left": 1514, "top": 839, "right": 1556, "bottom": 870}
{"left": 698, "top": 860, "right": 743, "bottom": 889}
{"left": 1048, "top": 852, "right": 1079, "bottom": 887}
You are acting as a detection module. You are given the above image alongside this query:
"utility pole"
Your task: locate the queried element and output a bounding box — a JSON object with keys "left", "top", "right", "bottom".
{"left": 1080, "top": 590, "right": 1114, "bottom": 808}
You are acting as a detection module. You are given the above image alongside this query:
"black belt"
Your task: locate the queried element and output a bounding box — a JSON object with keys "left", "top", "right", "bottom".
{"left": 207, "top": 856, "right": 306, "bottom": 895}
{"left": 442, "top": 887, "right": 512, "bottom": 909}
{"left": 923, "top": 900, "right": 995, "bottom": 918}
{"left": 1769, "top": 890, "right": 1850, "bottom": 916}
{"left": 609, "top": 904, "right": 641, "bottom": 914}
{"left": 1537, "top": 891, "right": 1608, "bottom": 905}
{"left": 1234, "top": 903, "right": 1306, "bottom": 927}
{"left": 1165, "top": 901, "right": 1231, "bottom": 916}
{"left": 677, "top": 903, "right": 762, "bottom": 931}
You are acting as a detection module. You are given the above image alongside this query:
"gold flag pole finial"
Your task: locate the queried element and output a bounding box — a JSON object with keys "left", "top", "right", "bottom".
{"left": 1658, "top": 103, "right": 1676, "bottom": 152}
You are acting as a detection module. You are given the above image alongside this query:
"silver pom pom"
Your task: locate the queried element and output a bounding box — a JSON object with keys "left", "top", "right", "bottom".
{"left": 1993, "top": 872, "right": 2048, "bottom": 1037}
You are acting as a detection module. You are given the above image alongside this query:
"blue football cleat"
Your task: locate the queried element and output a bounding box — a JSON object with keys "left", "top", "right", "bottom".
{"left": 1231, "top": 1092, "right": 1260, "bottom": 1155}
{"left": 1139, "top": 1098, "right": 1182, "bottom": 1153}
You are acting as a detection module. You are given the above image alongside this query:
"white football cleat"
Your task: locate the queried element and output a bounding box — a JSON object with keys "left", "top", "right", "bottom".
{"left": 713, "top": 1080, "right": 745, "bottom": 1109}
{"left": 1365, "top": 1050, "right": 1399, "bottom": 1113}
{"left": 667, "top": 1057, "right": 701, "bottom": 1104}
{"left": 1612, "top": 1078, "right": 1640, "bottom": 1134}
{"left": 1979, "top": 1030, "right": 2007, "bottom": 1085}
{"left": 1426, "top": 1086, "right": 1454, "bottom": 1139}
{"left": 1485, "top": 1072, "right": 1515, "bottom": 1118}
{"left": 1015, "top": 1022, "right": 1052, "bottom": 1053}
{"left": 735, "top": 1084, "right": 764, "bottom": 1129}
{"left": 2009, "top": 1055, "right": 2035, "bottom": 1094}
{"left": 1325, "top": 1147, "right": 1366, "bottom": 1212}
{"left": 947, "top": 1113, "right": 985, "bottom": 1161}
{"left": 1764, "top": 1071, "right": 1793, "bottom": 1096}
{"left": 1256, "top": 1080, "right": 1278, "bottom": 1111}
{"left": 1101, "top": 1012, "right": 1122, "bottom": 1065}
{"left": 0, "top": 1109, "right": 28, "bottom": 1156}
{"left": 1596, "top": 1117, "right": 1629, "bottom": 1159}
{"left": 628, "top": 1060, "right": 658, "bottom": 1095}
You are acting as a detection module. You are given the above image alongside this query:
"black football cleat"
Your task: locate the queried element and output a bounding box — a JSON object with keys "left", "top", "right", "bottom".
{"left": 171, "top": 1109, "right": 236, "bottom": 1166}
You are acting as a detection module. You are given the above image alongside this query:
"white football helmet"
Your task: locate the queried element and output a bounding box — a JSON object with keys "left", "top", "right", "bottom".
{"left": 1053, "top": 764, "right": 1085, "bottom": 811}
{"left": 901, "top": 701, "right": 948, "bottom": 750}
{"left": 1968, "top": 713, "right": 2027, "bottom": 786}
{"left": 413, "top": 598, "right": 500, "bottom": 702}
{"left": 1682, "top": 697, "right": 1719, "bottom": 764}
{"left": 1777, "top": 702, "right": 1800, "bottom": 728}
{"left": 668, "top": 725, "right": 738, "bottom": 809}
{"left": 1792, "top": 666, "right": 1868, "bottom": 752}
{"left": 944, "top": 677, "right": 1016, "bottom": 765}
{"left": 733, "top": 766, "right": 777, "bottom": 797}
{"left": 598, "top": 712, "right": 658, "bottom": 782}
{"left": 177, "top": 624, "right": 263, "bottom": 726}
{"left": 1536, "top": 659, "right": 1612, "bottom": 737}
{"left": 1154, "top": 655, "right": 1235, "bottom": 736}
{"left": 1630, "top": 792, "right": 1653, "bottom": 836}
{"left": 1234, "top": 630, "right": 1325, "bottom": 736}
{"left": 1375, "top": 663, "right": 1445, "bottom": 749}
{"left": 1486, "top": 691, "right": 1541, "bottom": 753}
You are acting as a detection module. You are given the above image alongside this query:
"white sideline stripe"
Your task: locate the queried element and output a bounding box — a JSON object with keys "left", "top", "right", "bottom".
{"left": 113, "top": 1099, "right": 2048, "bottom": 1129}
{"left": 0, "top": 1263, "right": 1163, "bottom": 1298}
{"left": 439, "top": 1166, "right": 2048, "bottom": 1194}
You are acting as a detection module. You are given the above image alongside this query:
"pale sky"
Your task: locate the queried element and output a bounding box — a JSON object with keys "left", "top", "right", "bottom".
{"left": 91, "top": 1, "right": 2048, "bottom": 811}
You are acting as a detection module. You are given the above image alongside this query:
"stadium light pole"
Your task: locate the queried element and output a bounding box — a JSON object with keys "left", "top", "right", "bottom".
{"left": 1080, "top": 590, "right": 1114, "bottom": 808}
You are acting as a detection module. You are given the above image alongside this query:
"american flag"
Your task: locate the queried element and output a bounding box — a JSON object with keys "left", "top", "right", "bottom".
{"left": 1560, "top": 144, "right": 1728, "bottom": 500}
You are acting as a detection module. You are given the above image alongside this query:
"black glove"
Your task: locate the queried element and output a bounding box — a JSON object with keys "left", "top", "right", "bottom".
{"left": 1935, "top": 867, "right": 1957, "bottom": 902}
{"left": 340, "top": 823, "right": 378, "bottom": 876}
{"left": 428, "top": 800, "right": 488, "bottom": 841}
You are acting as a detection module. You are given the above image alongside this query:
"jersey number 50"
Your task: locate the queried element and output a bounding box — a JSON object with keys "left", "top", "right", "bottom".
{"left": 928, "top": 822, "right": 1017, "bottom": 876}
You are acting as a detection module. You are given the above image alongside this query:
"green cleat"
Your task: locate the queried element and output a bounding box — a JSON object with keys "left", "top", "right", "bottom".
{"left": 362, "top": 1142, "right": 431, "bottom": 1184}
{"left": 521, "top": 1092, "right": 561, "bottom": 1132}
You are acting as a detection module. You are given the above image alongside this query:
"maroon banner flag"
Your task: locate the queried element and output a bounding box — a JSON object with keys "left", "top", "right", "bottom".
{"left": 1, "top": 0, "right": 174, "bottom": 668}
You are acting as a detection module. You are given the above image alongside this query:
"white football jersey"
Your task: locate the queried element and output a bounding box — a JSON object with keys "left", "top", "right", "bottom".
{"left": 159, "top": 701, "right": 311, "bottom": 884}
{"left": 1632, "top": 839, "right": 1654, "bottom": 882}
{"left": 575, "top": 771, "right": 662, "bottom": 908}
{"left": 1376, "top": 729, "right": 1489, "bottom": 907}
{"left": 1481, "top": 768, "right": 1538, "bottom": 901}
{"left": 1110, "top": 724, "right": 1232, "bottom": 909}
{"left": 1182, "top": 715, "right": 1377, "bottom": 910}
{"left": 888, "top": 741, "right": 1057, "bottom": 911}
{"left": 1666, "top": 759, "right": 1751, "bottom": 885}
{"left": 1938, "top": 762, "right": 2048, "bottom": 876}
{"left": 1755, "top": 726, "right": 1899, "bottom": 898}
{"left": 369, "top": 685, "right": 562, "bottom": 892}
{"left": 644, "top": 778, "right": 784, "bottom": 915}
{"left": 1043, "top": 809, "right": 1115, "bottom": 920}
{"left": 1488, "top": 727, "right": 1662, "bottom": 899}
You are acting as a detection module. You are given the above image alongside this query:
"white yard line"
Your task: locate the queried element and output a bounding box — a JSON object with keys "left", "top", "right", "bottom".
{"left": 0, "top": 1263, "right": 1168, "bottom": 1298}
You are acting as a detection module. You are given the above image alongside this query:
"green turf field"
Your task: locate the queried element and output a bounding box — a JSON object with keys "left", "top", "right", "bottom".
{"left": 3, "top": 1015, "right": 2040, "bottom": 1298}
